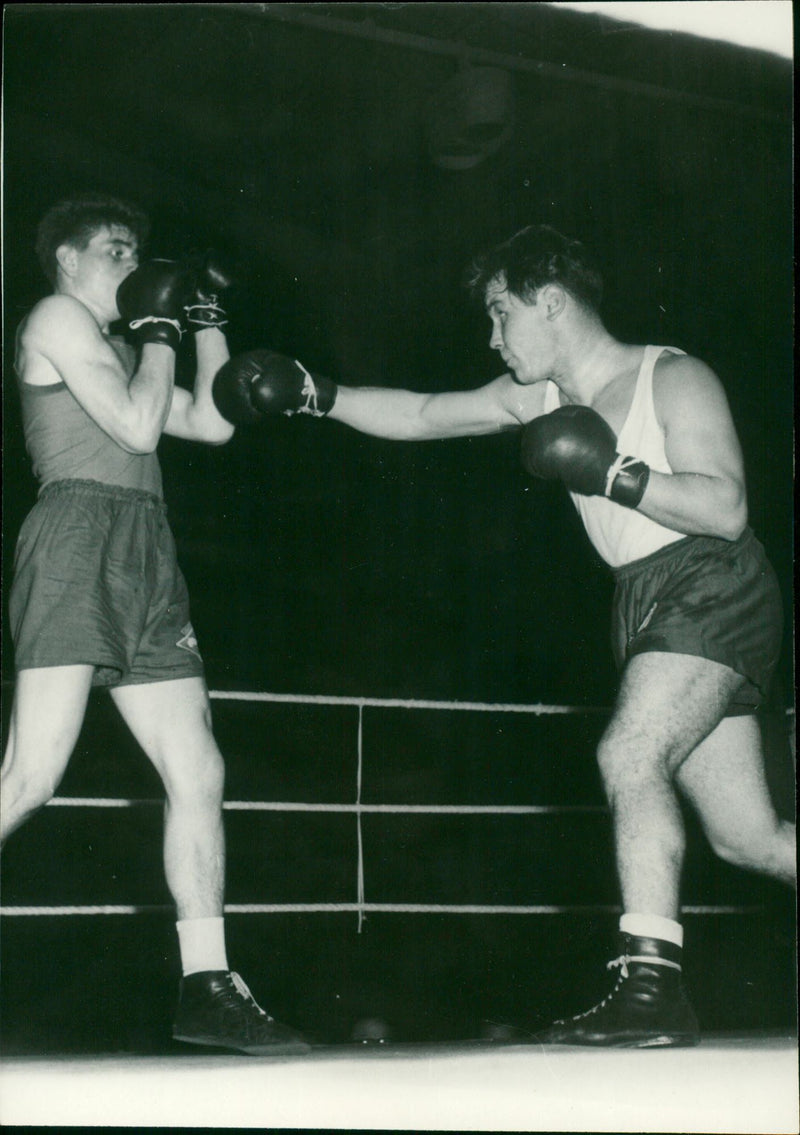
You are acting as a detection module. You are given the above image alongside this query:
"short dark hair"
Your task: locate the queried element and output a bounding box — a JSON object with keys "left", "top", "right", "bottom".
{"left": 35, "top": 194, "right": 151, "bottom": 285}
{"left": 466, "top": 224, "right": 603, "bottom": 311}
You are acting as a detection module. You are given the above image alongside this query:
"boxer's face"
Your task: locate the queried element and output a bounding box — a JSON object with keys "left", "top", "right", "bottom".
{"left": 484, "top": 274, "right": 553, "bottom": 384}
{"left": 58, "top": 225, "right": 139, "bottom": 316}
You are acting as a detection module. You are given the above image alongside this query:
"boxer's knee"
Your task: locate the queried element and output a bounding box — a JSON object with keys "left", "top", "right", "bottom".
{"left": 595, "top": 727, "right": 672, "bottom": 798}
{"left": 167, "top": 743, "right": 225, "bottom": 812}
{"left": 0, "top": 760, "right": 59, "bottom": 836}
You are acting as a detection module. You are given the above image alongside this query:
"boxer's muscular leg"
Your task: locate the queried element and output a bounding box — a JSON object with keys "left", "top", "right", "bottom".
{"left": 110, "top": 677, "right": 310, "bottom": 1055}
{"left": 538, "top": 652, "right": 744, "bottom": 1047}
{"left": 1, "top": 665, "right": 94, "bottom": 844}
{"left": 109, "top": 676, "right": 225, "bottom": 921}
{"left": 597, "top": 651, "right": 745, "bottom": 917}
{"left": 676, "top": 715, "right": 796, "bottom": 886}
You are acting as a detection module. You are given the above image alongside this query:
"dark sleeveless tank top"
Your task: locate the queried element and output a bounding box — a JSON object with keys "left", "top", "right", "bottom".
{"left": 18, "top": 334, "right": 163, "bottom": 497}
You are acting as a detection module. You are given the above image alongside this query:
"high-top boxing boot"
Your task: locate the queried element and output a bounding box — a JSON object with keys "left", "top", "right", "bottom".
{"left": 173, "top": 971, "right": 311, "bottom": 1055}
{"left": 537, "top": 934, "right": 700, "bottom": 1047}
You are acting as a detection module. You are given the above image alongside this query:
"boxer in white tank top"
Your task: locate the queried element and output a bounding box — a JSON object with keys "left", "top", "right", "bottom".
{"left": 542, "top": 343, "right": 686, "bottom": 568}
{"left": 310, "top": 223, "right": 795, "bottom": 1046}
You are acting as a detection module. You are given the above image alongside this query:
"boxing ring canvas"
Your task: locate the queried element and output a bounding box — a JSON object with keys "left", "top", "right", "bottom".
{"left": 2, "top": 1037, "right": 797, "bottom": 1131}
{"left": 1, "top": 2, "right": 796, "bottom": 1131}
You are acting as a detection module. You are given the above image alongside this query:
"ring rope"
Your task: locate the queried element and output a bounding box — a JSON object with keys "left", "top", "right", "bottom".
{"left": 208, "top": 691, "right": 609, "bottom": 713}
{"left": 0, "top": 903, "right": 762, "bottom": 912}
{"left": 0, "top": 903, "right": 765, "bottom": 917}
{"left": 6, "top": 691, "right": 788, "bottom": 923}
{"left": 44, "top": 798, "right": 607, "bottom": 814}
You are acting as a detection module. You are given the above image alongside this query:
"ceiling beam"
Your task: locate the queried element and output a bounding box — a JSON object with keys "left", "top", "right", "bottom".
{"left": 247, "top": 4, "right": 789, "bottom": 123}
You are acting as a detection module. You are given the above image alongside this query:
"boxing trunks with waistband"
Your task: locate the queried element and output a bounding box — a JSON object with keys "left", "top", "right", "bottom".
{"left": 9, "top": 479, "right": 204, "bottom": 687}
{"left": 610, "top": 526, "right": 782, "bottom": 715}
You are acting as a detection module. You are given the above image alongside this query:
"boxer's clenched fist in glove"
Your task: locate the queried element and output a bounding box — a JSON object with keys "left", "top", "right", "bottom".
{"left": 212, "top": 349, "right": 338, "bottom": 425}
{"left": 116, "top": 259, "right": 196, "bottom": 350}
{"left": 184, "top": 251, "right": 236, "bottom": 330}
{"left": 521, "top": 404, "right": 650, "bottom": 508}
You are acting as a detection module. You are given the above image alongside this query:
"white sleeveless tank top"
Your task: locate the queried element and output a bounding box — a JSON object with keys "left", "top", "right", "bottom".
{"left": 543, "top": 344, "right": 686, "bottom": 567}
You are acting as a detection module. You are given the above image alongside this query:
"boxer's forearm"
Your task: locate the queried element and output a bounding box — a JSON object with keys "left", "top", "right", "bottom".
{"left": 330, "top": 384, "right": 516, "bottom": 440}
{"left": 165, "top": 330, "right": 234, "bottom": 443}
{"left": 636, "top": 469, "right": 747, "bottom": 540}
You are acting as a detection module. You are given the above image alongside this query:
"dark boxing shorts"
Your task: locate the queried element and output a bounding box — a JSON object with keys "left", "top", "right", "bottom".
{"left": 9, "top": 479, "right": 205, "bottom": 688}
{"left": 611, "top": 527, "right": 782, "bottom": 715}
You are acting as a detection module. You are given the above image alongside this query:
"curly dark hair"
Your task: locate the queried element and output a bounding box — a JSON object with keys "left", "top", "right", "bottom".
{"left": 35, "top": 193, "right": 151, "bottom": 285}
{"left": 466, "top": 224, "right": 603, "bottom": 312}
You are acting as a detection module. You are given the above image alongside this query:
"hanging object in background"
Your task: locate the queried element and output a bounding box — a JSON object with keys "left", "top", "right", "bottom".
{"left": 426, "top": 65, "right": 514, "bottom": 170}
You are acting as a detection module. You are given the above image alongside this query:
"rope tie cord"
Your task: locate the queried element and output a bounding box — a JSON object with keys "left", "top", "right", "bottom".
{"left": 356, "top": 701, "right": 366, "bottom": 932}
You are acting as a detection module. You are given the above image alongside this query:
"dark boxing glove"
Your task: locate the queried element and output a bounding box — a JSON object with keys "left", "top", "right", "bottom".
{"left": 184, "top": 251, "right": 236, "bottom": 330}
{"left": 116, "top": 260, "right": 195, "bottom": 349}
{"left": 521, "top": 404, "right": 650, "bottom": 508}
{"left": 212, "top": 349, "right": 338, "bottom": 426}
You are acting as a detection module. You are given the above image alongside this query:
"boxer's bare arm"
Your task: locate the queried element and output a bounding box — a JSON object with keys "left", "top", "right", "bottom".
{"left": 637, "top": 354, "right": 747, "bottom": 539}
{"left": 165, "top": 326, "right": 235, "bottom": 444}
{"left": 20, "top": 295, "right": 174, "bottom": 453}
{"left": 329, "top": 372, "right": 547, "bottom": 440}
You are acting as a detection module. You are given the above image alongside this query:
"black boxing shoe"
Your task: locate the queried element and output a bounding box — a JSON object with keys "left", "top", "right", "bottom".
{"left": 537, "top": 934, "right": 700, "bottom": 1048}
{"left": 173, "top": 970, "right": 311, "bottom": 1055}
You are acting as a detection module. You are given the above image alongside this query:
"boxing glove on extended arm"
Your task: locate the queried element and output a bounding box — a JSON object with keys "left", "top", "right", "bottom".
{"left": 184, "top": 251, "right": 236, "bottom": 330}
{"left": 212, "top": 349, "right": 338, "bottom": 426}
{"left": 116, "top": 260, "right": 195, "bottom": 349}
{"left": 521, "top": 404, "right": 650, "bottom": 508}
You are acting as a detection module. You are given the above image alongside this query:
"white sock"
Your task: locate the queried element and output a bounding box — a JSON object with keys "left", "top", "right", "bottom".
{"left": 176, "top": 917, "right": 229, "bottom": 976}
{"left": 620, "top": 912, "right": 683, "bottom": 948}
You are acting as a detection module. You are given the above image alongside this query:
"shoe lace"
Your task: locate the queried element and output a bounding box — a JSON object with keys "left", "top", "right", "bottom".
{"left": 607, "top": 953, "right": 630, "bottom": 980}
{"left": 552, "top": 951, "right": 683, "bottom": 1026}
{"left": 553, "top": 955, "right": 628, "bottom": 1024}
{"left": 228, "top": 972, "right": 271, "bottom": 1019}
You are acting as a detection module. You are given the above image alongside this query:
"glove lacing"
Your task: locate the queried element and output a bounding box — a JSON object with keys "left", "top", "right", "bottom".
{"left": 128, "top": 315, "right": 183, "bottom": 340}
{"left": 184, "top": 296, "right": 229, "bottom": 328}
{"left": 294, "top": 362, "right": 326, "bottom": 417}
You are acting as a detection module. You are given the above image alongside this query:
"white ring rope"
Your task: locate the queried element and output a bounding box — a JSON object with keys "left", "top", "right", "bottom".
{"left": 44, "top": 799, "right": 606, "bottom": 814}
{"left": 0, "top": 903, "right": 764, "bottom": 917}
{"left": 208, "top": 690, "right": 609, "bottom": 713}
{"left": 2, "top": 690, "right": 784, "bottom": 922}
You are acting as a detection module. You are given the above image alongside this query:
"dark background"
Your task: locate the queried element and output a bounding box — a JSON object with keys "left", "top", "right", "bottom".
{"left": 1, "top": 4, "right": 795, "bottom": 1051}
